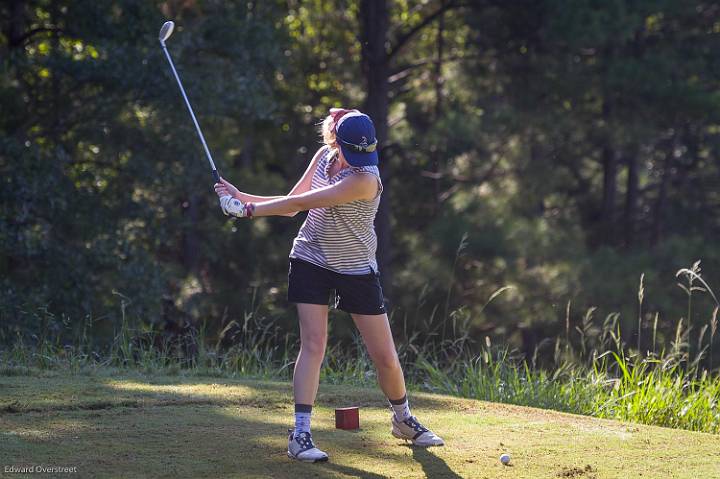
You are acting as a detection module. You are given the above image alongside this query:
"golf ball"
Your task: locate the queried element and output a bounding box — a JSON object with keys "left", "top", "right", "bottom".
{"left": 500, "top": 453, "right": 511, "bottom": 465}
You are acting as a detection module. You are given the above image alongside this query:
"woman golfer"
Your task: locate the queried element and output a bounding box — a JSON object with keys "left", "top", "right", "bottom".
{"left": 214, "top": 108, "right": 444, "bottom": 462}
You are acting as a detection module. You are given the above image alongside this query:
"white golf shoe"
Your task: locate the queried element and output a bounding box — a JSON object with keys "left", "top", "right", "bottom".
{"left": 391, "top": 415, "right": 445, "bottom": 447}
{"left": 287, "top": 429, "right": 329, "bottom": 463}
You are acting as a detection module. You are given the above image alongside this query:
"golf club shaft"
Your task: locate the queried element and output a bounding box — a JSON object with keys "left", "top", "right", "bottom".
{"left": 160, "top": 42, "right": 220, "bottom": 183}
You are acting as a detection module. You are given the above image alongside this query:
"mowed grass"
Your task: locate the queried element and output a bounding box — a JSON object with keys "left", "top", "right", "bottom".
{"left": 1, "top": 374, "right": 719, "bottom": 479}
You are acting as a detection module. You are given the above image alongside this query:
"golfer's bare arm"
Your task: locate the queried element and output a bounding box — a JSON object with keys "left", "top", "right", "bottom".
{"left": 286, "top": 146, "right": 328, "bottom": 197}
{"left": 251, "top": 173, "right": 378, "bottom": 218}
{"left": 231, "top": 146, "right": 327, "bottom": 216}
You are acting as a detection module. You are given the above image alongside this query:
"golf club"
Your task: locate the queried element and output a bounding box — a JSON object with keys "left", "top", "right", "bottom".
{"left": 158, "top": 20, "right": 221, "bottom": 183}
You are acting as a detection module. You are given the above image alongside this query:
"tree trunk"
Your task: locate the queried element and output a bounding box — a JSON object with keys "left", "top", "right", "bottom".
{"left": 599, "top": 97, "right": 617, "bottom": 245}
{"left": 432, "top": 1, "right": 446, "bottom": 208}
{"left": 6, "top": 0, "right": 26, "bottom": 49}
{"left": 601, "top": 145, "right": 618, "bottom": 244}
{"left": 434, "top": 1, "right": 445, "bottom": 118}
{"left": 240, "top": 132, "right": 253, "bottom": 170}
{"left": 624, "top": 149, "right": 638, "bottom": 247}
{"left": 359, "top": 0, "right": 393, "bottom": 303}
{"left": 182, "top": 194, "right": 200, "bottom": 273}
{"left": 652, "top": 136, "right": 675, "bottom": 244}
{"left": 50, "top": 0, "right": 61, "bottom": 136}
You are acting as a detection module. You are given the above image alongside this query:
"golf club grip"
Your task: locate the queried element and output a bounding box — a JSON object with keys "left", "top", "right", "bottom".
{"left": 212, "top": 169, "right": 220, "bottom": 183}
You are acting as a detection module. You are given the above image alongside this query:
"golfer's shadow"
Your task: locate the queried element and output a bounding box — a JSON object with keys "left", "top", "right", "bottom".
{"left": 403, "top": 445, "right": 463, "bottom": 479}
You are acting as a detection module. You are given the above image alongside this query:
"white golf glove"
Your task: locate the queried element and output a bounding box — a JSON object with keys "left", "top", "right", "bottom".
{"left": 219, "top": 195, "right": 249, "bottom": 218}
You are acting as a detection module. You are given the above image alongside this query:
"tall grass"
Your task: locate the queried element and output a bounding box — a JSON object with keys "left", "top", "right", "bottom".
{"left": 411, "top": 261, "right": 720, "bottom": 434}
{"left": 1, "top": 262, "right": 719, "bottom": 434}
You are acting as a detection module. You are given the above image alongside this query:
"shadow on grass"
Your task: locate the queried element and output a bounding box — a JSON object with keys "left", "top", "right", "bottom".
{"left": 321, "top": 462, "right": 391, "bottom": 479}
{"left": 0, "top": 374, "right": 470, "bottom": 414}
{"left": 409, "top": 446, "right": 463, "bottom": 479}
{"left": 0, "top": 375, "right": 464, "bottom": 479}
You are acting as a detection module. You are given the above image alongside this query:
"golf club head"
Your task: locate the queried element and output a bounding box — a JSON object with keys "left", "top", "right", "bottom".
{"left": 159, "top": 21, "right": 175, "bottom": 43}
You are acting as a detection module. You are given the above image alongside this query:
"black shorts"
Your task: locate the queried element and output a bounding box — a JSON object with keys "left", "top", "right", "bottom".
{"left": 287, "top": 257, "right": 386, "bottom": 315}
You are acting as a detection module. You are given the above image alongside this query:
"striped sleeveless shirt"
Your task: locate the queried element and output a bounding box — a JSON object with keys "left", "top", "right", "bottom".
{"left": 290, "top": 146, "right": 383, "bottom": 275}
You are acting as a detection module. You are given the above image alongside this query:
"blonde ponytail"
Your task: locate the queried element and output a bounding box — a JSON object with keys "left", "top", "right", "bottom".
{"left": 319, "top": 114, "right": 337, "bottom": 148}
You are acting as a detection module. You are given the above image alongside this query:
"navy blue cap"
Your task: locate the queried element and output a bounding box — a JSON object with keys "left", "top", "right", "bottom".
{"left": 335, "top": 112, "right": 379, "bottom": 167}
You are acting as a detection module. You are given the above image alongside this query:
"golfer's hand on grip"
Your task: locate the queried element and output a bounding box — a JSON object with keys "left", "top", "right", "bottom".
{"left": 218, "top": 195, "right": 249, "bottom": 218}
{"left": 215, "top": 178, "right": 254, "bottom": 218}
{"left": 214, "top": 178, "right": 239, "bottom": 199}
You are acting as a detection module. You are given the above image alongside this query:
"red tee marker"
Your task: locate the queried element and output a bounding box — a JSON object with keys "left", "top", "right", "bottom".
{"left": 335, "top": 407, "right": 360, "bottom": 430}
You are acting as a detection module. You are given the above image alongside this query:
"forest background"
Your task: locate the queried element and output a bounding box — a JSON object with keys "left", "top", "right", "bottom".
{"left": 2, "top": 0, "right": 720, "bottom": 369}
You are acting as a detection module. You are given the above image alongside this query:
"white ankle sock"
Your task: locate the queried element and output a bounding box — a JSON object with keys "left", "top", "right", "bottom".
{"left": 389, "top": 395, "right": 411, "bottom": 421}
{"left": 294, "top": 404, "right": 312, "bottom": 434}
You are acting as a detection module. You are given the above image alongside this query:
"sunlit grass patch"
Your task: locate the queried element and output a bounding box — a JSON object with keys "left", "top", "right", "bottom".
{"left": 1, "top": 375, "right": 719, "bottom": 479}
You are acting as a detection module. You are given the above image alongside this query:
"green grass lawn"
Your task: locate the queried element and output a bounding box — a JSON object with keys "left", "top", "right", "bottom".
{"left": 1, "top": 373, "right": 719, "bottom": 478}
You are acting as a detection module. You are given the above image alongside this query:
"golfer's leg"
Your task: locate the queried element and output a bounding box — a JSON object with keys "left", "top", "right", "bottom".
{"left": 293, "top": 303, "right": 329, "bottom": 405}
{"left": 350, "top": 312, "right": 406, "bottom": 400}
{"left": 288, "top": 303, "right": 330, "bottom": 462}
{"left": 351, "top": 312, "right": 445, "bottom": 446}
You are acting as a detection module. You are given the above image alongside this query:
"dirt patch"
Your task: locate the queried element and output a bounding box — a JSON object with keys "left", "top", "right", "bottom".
{"left": 557, "top": 465, "right": 597, "bottom": 478}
